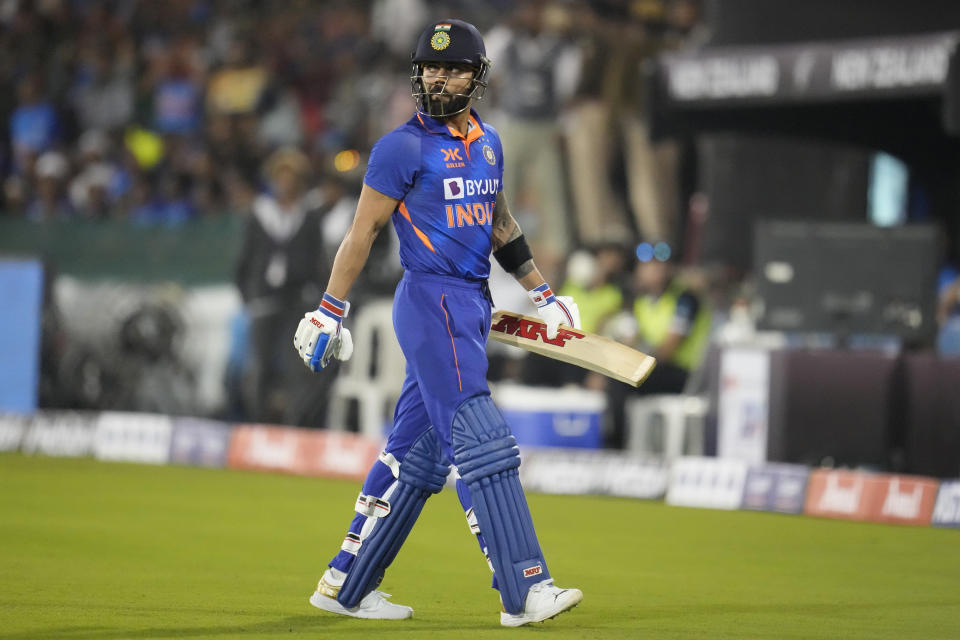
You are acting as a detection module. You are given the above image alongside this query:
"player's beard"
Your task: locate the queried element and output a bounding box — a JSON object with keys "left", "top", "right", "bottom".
{"left": 426, "top": 84, "right": 469, "bottom": 117}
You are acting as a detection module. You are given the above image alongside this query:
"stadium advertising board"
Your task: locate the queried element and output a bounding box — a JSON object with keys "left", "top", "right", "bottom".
{"left": 93, "top": 412, "right": 173, "bottom": 465}
{"left": 666, "top": 456, "right": 749, "bottom": 510}
{"left": 227, "top": 425, "right": 380, "bottom": 481}
{"left": 520, "top": 448, "right": 668, "bottom": 499}
{"left": 741, "top": 463, "right": 810, "bottom": 514}
{"left": 169, "top": 418, "right": 231, "bottom": 468}
{"left": 21, "top": 411, "right": 97, "bottom": 457}
{"left": 0, "top": 413, "right": 27, "bottom": 451}
{"left": 659, "top": 31, "right": 958, "bottom": 107}
{"left": 804, "top": 470, "right": 878, "bottom": 521}
{"left": 805, "top": 470, "right": 939, "bottom": 525}
{"left": 873, "top": 475, "right": 939, "bottom": 526}
{"left": 717, "top": 348, "right": 770, "bottom": 464}
{"left": 931, "top": 481, "right": 960, "bottom": 529}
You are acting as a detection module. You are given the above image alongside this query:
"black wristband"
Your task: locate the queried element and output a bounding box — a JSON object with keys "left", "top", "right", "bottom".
{"left": 493, "top": 234, "right": 533, "bottom": 273}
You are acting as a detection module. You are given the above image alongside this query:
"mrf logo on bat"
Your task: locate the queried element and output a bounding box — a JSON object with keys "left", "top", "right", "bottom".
{"left": 490, "top": 313, "right": 585, "bottom": 347}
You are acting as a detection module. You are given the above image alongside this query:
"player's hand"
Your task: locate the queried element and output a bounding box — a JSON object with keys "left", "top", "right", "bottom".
{"left": 527, "top": 283, "right": 581, "bottom": 339}
{"left": 293, "top": 293, "right": 353, "bottom": 371}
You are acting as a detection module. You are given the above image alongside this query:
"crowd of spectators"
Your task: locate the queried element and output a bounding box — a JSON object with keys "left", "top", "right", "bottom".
{"left": 2, "top": 0, "right": 714, "bottom": 428}
{"left": 0, "top": 0, "right": 703, "bottom": 259}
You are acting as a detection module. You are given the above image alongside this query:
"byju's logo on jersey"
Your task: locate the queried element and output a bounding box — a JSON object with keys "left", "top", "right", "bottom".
{"left": 443, "top": 177, "right": 500, "bottom": 200}
{"left": 443, "top": 177, "right": 464, "bottom": 200}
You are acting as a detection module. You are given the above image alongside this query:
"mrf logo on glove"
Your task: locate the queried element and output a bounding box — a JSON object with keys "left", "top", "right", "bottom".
{"left": 293, "top": 292, "right": 354, "bottom": 372}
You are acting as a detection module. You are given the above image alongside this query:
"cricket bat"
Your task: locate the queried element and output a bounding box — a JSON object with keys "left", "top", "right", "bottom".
{"left": 489, "top": 310, "right": 657, "bottom": 387}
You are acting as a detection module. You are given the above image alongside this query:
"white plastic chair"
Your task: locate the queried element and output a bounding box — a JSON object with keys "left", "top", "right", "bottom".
{"left": 327, "top": 299, "right": 406, "bottom": 439}
{"left": 625, "top": 394, "right": 709, "bottom": 461}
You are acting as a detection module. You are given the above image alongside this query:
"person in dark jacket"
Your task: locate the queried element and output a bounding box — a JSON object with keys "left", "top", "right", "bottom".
{"left": 235, "top": 147, "right": 333, "bottom": 425}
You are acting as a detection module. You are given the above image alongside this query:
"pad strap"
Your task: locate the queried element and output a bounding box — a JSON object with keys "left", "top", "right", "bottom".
{"left": 355, "top": 493, "right": 391, "bottom": 518}
{"left": 337, "top": 428, "right": 449, "bottom": 608}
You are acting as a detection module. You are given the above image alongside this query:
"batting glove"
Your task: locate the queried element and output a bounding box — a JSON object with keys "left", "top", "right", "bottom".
{"left": 527, "top": 283, "right": 581, "bottom": 339}
{"left": 293, "top": 293, "right": 354, "bottom": 371}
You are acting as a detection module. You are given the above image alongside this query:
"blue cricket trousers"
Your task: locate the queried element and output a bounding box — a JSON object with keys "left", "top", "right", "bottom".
{"left": 329, "top": 270, "right": 492, "bottom": 572}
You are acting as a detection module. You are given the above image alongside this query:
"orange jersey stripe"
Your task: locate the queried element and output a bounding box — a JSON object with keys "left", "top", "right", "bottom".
{"left": 441, "top": 294, "right": 463, "bottom": 392}
{"left": 398, "top": 201, "right": 436, "bottom": 253}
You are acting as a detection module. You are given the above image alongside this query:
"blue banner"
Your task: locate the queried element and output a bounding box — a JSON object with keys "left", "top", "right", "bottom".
{"left": 0, "top": 259, "right": 44, "bottom": 413}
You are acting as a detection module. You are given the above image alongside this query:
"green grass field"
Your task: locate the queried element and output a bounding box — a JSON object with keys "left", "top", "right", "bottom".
{"left": 1, "top": 453, "right": 958, "bottom": 639}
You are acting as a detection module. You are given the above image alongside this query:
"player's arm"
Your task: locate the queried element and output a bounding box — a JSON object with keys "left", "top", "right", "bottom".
{"left": 490, "top": 190, "right": 542, "bottom": 287}
{"left": 293, "top": 183, "right": 397, "bottom": 371}
{"left": 490, "top": 190, "right": 580, "bottom": 337}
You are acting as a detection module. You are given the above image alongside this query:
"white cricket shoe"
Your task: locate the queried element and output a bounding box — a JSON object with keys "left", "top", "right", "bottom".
{"left": 500, "top": 579, "right": 583, "bottom": 627}
{"left": 308, "top": 571, "right": 413, "bottom": 620}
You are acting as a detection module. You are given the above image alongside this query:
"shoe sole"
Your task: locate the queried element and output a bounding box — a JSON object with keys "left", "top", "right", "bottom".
{"left": 500, "top": 591, "right": 583, "bottom": 627}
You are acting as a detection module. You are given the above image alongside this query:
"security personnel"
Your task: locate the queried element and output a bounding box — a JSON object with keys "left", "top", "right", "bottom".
{"left": 604, "top": 243, "right": 711, "bottom": 448}
{"left": 632, "top": 251, "right": 711, "bottom": 392}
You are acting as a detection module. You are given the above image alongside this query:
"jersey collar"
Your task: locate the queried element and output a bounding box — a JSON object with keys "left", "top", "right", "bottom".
{"left": 415, "top": 108, "right": 485, "bottom": 145}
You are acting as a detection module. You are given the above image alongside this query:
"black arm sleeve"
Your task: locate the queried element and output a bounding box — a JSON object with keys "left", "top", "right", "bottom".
{"left": 492, "top": 234, "right": 533, "bottom": 273}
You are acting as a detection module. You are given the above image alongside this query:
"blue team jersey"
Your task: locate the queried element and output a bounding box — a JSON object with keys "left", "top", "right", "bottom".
{"left": 363, "top": 108, "right": 504, "bottom": 280}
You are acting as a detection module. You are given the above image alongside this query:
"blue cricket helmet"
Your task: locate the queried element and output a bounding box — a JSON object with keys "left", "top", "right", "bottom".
{"left": 410, "top": 19, "right": 491, "bottom": 118}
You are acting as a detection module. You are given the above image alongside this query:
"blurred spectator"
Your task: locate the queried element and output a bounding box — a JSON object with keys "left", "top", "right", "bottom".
{"left": 70, "top": 40, "right": 134, "bottom": 134}
{"left": 129, "top": 172, "right": 196, "bottom": 226}
{"left": 10, "top": 74, "right": 60, "bottom": 173}
{"left": 486, "top": 0, "right": 580, "bottom": 268}
{"left": 558, "top": 244, "right": 628, "bottom": 334}
{"left": 370, "top": 0, "right": 428, "bottom": 57}
{"left": 563, "top": 0, "right": 697, "bottom": 248}
{"left": 26, "top": 151, "right": 73, "bottom": 221}
{"left": 151, "top": 39, "right": 204, "bottom": 136}
{"left": 234, "top": 147, "right": 333, "bottom": 426}
{"left": 206, "top": 36, "right": 267, "bottom": 118}
{"left": 307, "top": 171, "right": 358, "bottom": 259}
{"left": 68, "top": 130, "right": 120, "bottom": 219}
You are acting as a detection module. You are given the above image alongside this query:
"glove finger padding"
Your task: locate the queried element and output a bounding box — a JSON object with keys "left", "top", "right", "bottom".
{"left": 295, "top": 310, "right": 342, "bottom": 371}
{"left": 335, "top": 327, "right": 353, "bottom": 362}
{"left": 556, "top": 295, "right": 581, "bottom": 329}
{"left": 537, "top": 296, "right": 581, "bottom": 339}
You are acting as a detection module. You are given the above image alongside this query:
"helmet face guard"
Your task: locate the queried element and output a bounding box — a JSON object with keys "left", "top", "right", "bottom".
{"left": 410, "top": 19, "right": 491, "bottom": 118}
{"left": 410, "top": 61, "right": 489, "bottom": 118}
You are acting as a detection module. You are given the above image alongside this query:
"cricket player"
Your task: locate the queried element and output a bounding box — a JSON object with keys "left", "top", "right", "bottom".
{"left": 293, "top": 18, "right": 583, "bottom": 627}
